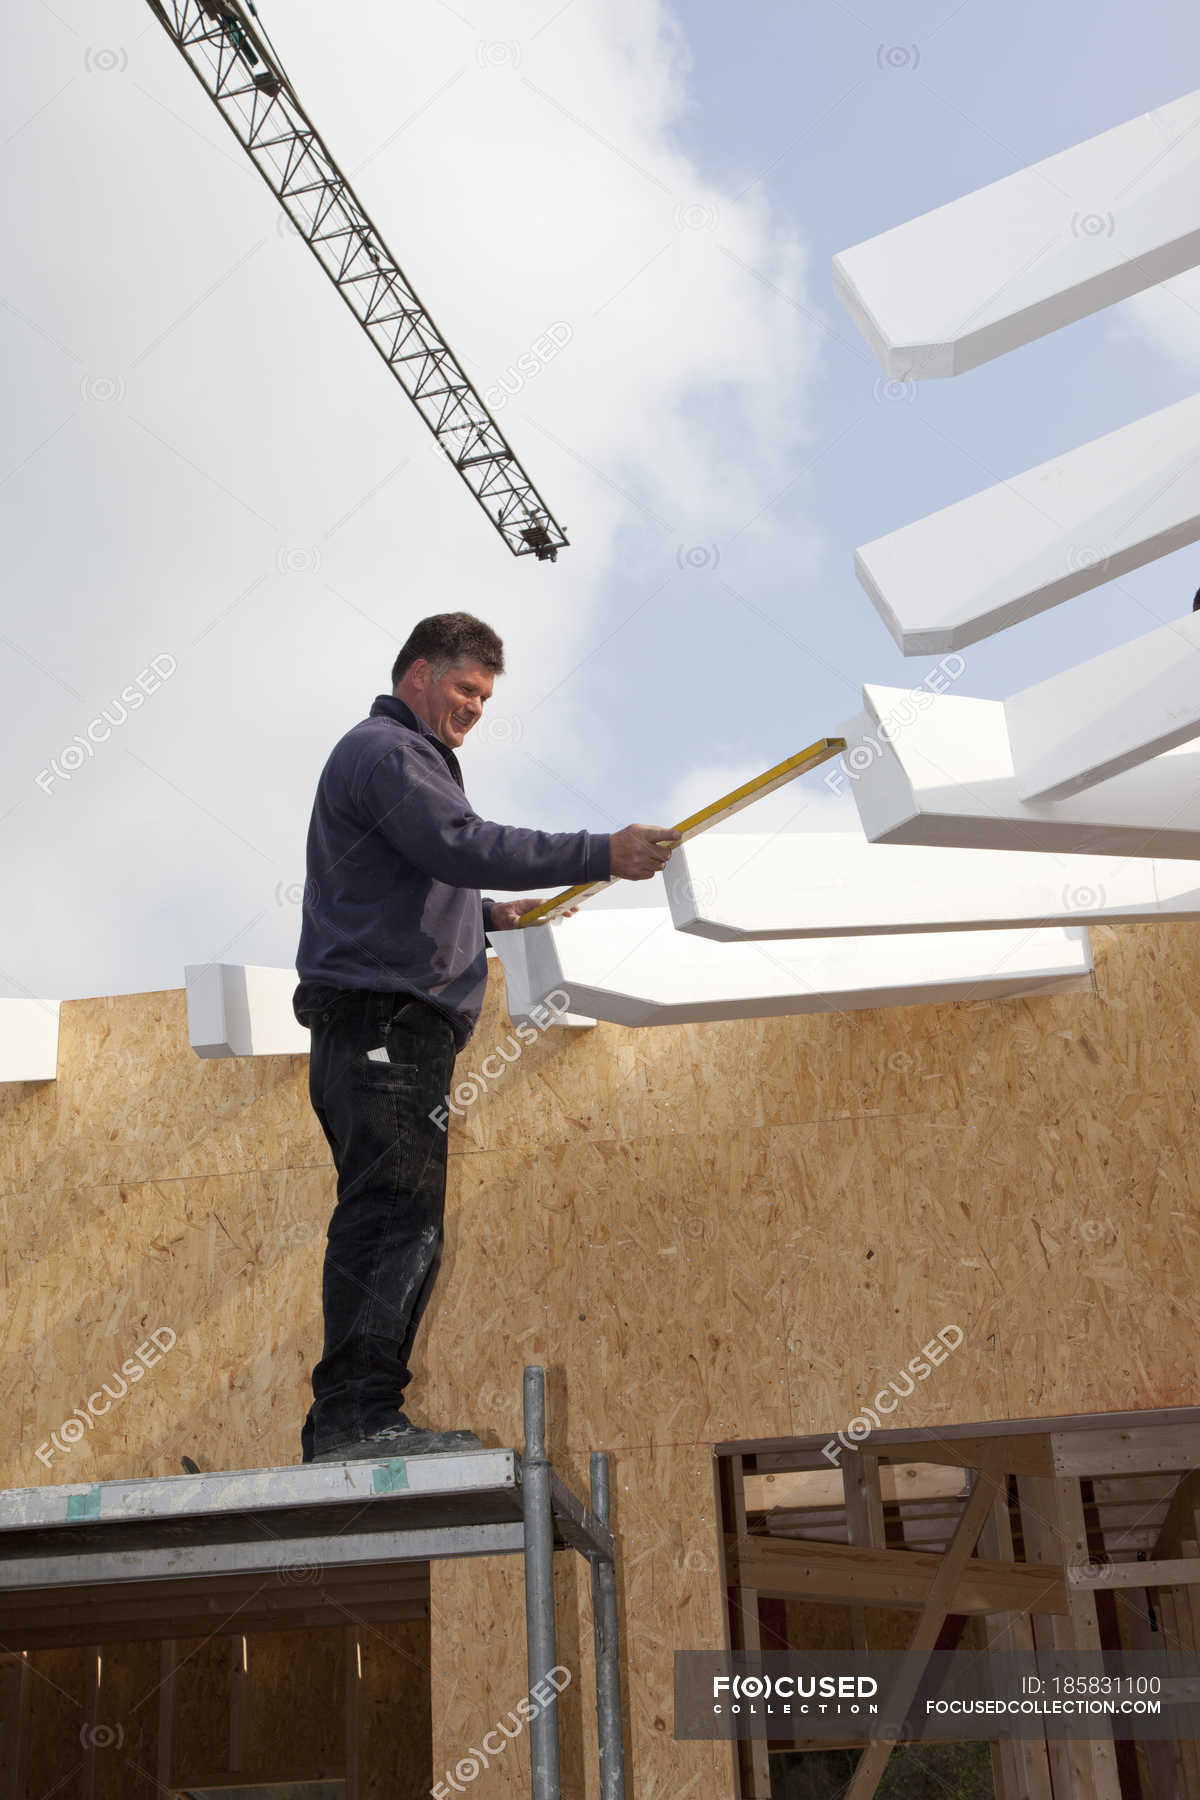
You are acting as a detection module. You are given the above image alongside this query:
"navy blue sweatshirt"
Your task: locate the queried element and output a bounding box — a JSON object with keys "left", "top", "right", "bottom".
{"left": 294, "top": 695, "right": 610, "bottom": 1049}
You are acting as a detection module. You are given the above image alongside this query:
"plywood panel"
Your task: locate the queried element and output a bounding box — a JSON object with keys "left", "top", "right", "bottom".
{"left": 7, "top": 919, "right": 1199, "bottom": 1193}
{"left": 429, "top": 1543, "right": 592, "bottom": 1800}
{"left": 790, "top": 1258, "right": 1002, "bottom": 1441}
{"left": 436, "top": 950, "right": 1110, "bottom": 1154}
{"left": 0, "top": 990, "right": 327, "bottom": 1203}
{"left": 3, "top": 1167, "right": 331, "bottom": 1486}
{"left": 978, "top": 1102, "right": 1198, "bottom": 1419}
{"left": 0, "top": 1079, "right": 58, "bottom": 1202}
{"left": 421, "top": 1128, "right": 792, "bottom": 1455}
{"left": 4, "top": 918, "right": 1200, "bottom": 1791}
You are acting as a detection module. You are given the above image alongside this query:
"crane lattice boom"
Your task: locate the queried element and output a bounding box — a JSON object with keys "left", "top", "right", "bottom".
{"left": 144, "top": 0, "right": 570, "bottom": 561}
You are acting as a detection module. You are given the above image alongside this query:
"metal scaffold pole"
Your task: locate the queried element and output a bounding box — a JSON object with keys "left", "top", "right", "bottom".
{"left": 590, "top": 1449, "right": 627, "bottom": 1799}
{"left": 522, "top": 1365, "right": 562, "bottom": 1800}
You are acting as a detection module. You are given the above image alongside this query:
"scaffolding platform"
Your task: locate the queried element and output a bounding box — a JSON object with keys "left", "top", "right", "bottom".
{"left": 0, "top": 1366, "right": 624, "bottom": 1799}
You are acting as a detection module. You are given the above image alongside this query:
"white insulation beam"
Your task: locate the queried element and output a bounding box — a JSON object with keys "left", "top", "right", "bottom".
{"left": 185, "top": 964, "right": 309, "bottom": 1058}
{"left": 1006, "top": 611, "right": 1200, "bottom": 801}
{"left": 665, "top": 832, "right": 1200, "bottom": 939}
{"left": 847, "top": 687, "right": 1200, "bottom": 859}
{"left": 856, "top": 392, "right": 1200, "bottom": 654}
{"left": 184, "top": 959, "right": 592, "bottom": 1057}
{"left": 491, "top": 908, "right": 1092, "bottom": 1029}
{"left": 0, "top": 999, "right": 61, "bottom": 1083}
{"left": 833, "top": 88, "right": 1200, "bottom": 379}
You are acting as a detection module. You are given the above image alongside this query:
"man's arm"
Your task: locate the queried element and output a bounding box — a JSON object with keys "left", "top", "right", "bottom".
{"left": 362, "top": 742, "right": 610, "bottom": 889}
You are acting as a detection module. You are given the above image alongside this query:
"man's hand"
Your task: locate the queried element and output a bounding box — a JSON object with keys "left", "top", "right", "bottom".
{"left": 609, "top": 823, "right": 682, "bottom": 880}
{"left": 488, "top": 823, "right": 681, "bottom": 930}
{"left": 488, "top": 897, "right": 579, "bottom": 930}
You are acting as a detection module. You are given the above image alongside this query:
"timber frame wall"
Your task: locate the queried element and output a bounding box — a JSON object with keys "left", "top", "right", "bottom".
{"left": 1, "top": 920, "right": 1198, "bottom": 1794}
{"left": 718, "top": 1411, "right": 1200, "bottom": 1799}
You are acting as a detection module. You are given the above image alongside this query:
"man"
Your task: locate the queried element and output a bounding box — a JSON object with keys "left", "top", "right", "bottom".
{"left": 292, "top": 611, "right": 679, "bottom": 1463}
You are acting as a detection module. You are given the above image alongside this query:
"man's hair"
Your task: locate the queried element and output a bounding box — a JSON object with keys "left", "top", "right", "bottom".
{"left": 391, "top": 613, "right": 505, "bottom": 687}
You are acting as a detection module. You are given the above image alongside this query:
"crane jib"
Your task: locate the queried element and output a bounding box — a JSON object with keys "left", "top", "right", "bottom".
{"left": 143, "top": 0, "right": 571, "bottom": 563}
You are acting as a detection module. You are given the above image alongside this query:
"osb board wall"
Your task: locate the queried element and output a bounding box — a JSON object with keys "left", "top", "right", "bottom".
{"left": 1, "top": 922, "right": 1199, "bottom": 1796}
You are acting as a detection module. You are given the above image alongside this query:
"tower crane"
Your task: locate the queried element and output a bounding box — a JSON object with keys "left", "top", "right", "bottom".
{"left": 142, "top": 0, "right": 570, "bottom": 562}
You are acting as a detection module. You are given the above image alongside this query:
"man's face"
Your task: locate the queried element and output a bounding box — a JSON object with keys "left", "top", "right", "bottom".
{"left": 401, "top": 658, "right": 495, "bottom": 749}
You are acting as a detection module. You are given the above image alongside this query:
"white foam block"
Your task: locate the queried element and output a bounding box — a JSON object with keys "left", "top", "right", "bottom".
{"left": 856, "top": 392, "right": 1200, "bottom": 654}
{"left": 665, "top": 833, "right": 1200, "bottom": 939}
{"left": 849, "top": 685, "right": 1200, "bottom": 858}
{"left": 491, "top": 908, "right": 1092, "bottom": 1029}
{"left": 1006, "top": 611, "right": 1200, "bottom": 801}
{"left": 185, "top": 964, "right": 309, "bottom": 1058}
{"left": 185, "top": 962, "right": 594, "bottom": 1057}
{"left": 0, "top": 999, "right": 61, "bottom": 1083}
{"left": 833, "top": 88, "right": 1200, "bottom": 379}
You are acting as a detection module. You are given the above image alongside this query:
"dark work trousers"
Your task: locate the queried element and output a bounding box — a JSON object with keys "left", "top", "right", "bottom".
{"left": 293, "top": 986, "right": 458, "bottom": 1462}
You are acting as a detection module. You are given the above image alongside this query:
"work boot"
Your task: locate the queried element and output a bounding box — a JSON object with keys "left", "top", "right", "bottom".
{"left": 312, "top": 1415, "right": 483, "bottom": 1463}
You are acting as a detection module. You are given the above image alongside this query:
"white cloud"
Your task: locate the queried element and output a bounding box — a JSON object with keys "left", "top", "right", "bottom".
{"left": 0, "top": 0, "right": 830, "bottom": 996}
{"left": 664, "top": 758, "right": 860, "bottom": 834}
{"left": 1107, "top": 266, "right": 1200, "bottom": 372}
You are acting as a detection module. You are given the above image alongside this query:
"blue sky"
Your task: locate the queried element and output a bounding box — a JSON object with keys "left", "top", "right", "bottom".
{"left": 633, "top": 0, "right": 1200, "bottom": 752}
{"left": 4, "top": 0, "right": 1200, "bottom": 998}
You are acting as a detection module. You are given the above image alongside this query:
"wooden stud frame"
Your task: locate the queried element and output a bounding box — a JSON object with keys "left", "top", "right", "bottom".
{"left": 716, "top": 1406, "right": 1200, "bottom": 1800}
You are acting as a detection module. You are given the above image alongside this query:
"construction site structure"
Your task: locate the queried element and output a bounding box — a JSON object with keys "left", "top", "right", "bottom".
{"left": 0, "top": 1368, "right": 623, "bottom": 1799}
{"left": 143, "top": 0, "right": 570, "bottom": 562}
